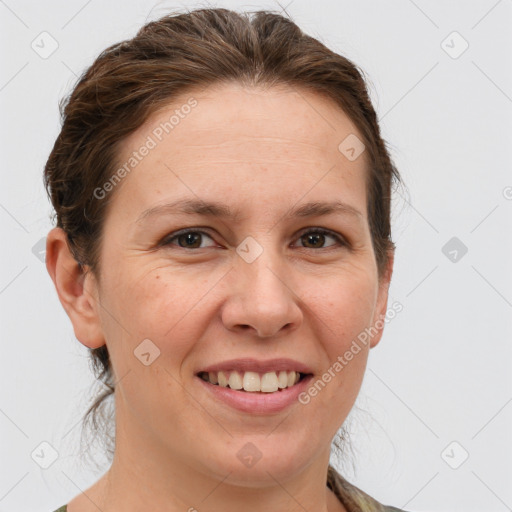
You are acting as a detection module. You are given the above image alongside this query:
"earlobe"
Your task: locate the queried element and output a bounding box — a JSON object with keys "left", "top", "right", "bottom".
{"left": 369, "top": 249, "right": 395, "bottom": 349}
{"left": 45, "top": 227, "right": 105, "bottom": 349}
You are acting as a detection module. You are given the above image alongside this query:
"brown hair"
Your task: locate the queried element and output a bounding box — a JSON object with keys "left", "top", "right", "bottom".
{"left": 44, "top": 7, "right": 402, "bottom": 466}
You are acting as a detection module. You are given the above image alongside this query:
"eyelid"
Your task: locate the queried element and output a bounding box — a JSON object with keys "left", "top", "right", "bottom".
{"left": 293, "top": 227, "right": 347, "bottom": 248}
{"left": 159, "top": 227, "right": 218, "bottom": 248}
{"left": 160, "top": 226, "right": 348, "bottom": 249}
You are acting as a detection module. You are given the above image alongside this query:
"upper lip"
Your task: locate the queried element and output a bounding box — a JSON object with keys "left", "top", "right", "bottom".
{"left": 196, "top": 358, "right": 314, "bottom": 375}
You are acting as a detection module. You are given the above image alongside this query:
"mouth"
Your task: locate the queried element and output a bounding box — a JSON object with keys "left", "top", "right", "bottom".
{"left": 196, "top": 370, "right": 312, "bottom": 393}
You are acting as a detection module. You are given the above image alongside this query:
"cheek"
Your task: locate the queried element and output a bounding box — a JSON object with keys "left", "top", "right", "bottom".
{"left": 304, "top": 273, "right": 376, "bottom": 407}
{"left": 105, "top": 267, "right": 216, "bottom": 360}
{"left": 311, "top": 272, "right": 377, "bottom": 346}
{"left": 99, "top": 269, "right": 207, "bottom": 413}
{"left": 101, "top": 255, "right": 377, "bottom": 374}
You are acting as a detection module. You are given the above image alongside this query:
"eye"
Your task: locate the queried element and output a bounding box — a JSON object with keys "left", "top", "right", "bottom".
{"left": 293, "top": 228, "right": 347, "bottom": 249}
{"left": 161, "top": 227, "right": 347, "bottom": 251}
{"left": 161, "top": 229, "right": 217, "bottom": 249}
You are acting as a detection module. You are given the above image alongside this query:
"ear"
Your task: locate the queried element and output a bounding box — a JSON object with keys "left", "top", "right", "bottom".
{"left": 45, "top": 227, "right": 105, "bottom": 349}
{"left": 369, "top": 248, "right": 395, "bottom": 349}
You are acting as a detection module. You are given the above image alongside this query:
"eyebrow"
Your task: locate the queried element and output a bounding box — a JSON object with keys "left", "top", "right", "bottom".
{"left": 135, "top": 198, "right": 363, "bottom": 224}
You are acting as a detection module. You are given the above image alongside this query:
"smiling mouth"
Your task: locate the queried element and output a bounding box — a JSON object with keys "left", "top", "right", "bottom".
{"left": 197, "top": 370, "right": 311, "bottom": 393}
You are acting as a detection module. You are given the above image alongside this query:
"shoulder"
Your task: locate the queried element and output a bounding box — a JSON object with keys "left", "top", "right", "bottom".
{"left": 327, "top": 465, "right": 410, "bottom": 512}
{"left": 52, "top": 506, "right": 67, "bottom": 512}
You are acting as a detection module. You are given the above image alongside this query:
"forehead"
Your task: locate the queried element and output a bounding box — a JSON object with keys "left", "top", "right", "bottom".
{"left": 119, "top": 81, "right": 365, "bottom": 163}
{"left": 112, "top": 82, "right": 368, "bottom": 216}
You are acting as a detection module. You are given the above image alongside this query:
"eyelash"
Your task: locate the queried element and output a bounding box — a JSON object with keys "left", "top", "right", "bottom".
{"left": 160, "top": 227, "right": 348, "bottom": 251}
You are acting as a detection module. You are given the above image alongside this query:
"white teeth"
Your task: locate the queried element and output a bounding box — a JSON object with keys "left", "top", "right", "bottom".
{"left": 202, "top": 370, "right": 304, "bottom": 392}
{"left": 228, "top": 372, "right": 243, "bottom": 390}
{"left": 260, "top": 372, "right": 279, "bottom": 392}
{"left": 278, "top": 370, "right": 288, "bottom": 388}
{"left": 243, "top": 371, "right": 260, "bottom": 392}
{"left": 218, "top": 371, "right": 228, "bottom": 387}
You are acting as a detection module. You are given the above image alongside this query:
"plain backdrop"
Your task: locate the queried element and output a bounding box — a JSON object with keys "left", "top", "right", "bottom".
{"left": 1, "top": 1, "right": 511, "bottom": 511}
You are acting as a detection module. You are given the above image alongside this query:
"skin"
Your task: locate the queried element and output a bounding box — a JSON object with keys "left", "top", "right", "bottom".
{"left": 46, "top": 82, "right": 394, "bottom": 512}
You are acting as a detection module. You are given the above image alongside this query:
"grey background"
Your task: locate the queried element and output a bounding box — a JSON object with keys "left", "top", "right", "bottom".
{"left": 1, "top": 1, "right": 511, "bottom": 511}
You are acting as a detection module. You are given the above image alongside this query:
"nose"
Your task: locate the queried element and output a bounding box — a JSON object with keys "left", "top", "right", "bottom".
{"left": 221, "top": 253, "right": 303, "bottom": 338}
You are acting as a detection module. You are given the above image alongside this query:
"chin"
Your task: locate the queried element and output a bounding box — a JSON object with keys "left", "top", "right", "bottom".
{"left": 202, "top": 436, "right": 315, "bottom": 487}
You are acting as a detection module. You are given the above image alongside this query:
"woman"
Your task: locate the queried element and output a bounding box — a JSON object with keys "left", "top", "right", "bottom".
{"left": 45, "top": 7, "right": 407, "bottom": 512}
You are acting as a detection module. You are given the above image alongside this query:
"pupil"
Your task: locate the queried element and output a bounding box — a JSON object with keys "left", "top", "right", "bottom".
{"left": 180, "top": 233, "right": 201, "bottom": 248}
{"left": 304, "top": 233, "right": 324, "bottom": 248}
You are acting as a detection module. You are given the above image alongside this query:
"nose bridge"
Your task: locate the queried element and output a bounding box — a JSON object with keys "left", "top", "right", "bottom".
{"left": 222, "top": 237, "right": 302, "bottom": 337}
{"left": 244, "top": 246, "right": 287, "bottom": 298}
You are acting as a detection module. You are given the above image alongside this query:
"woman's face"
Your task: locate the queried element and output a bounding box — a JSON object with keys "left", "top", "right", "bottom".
{"left": 85, "top": 82, "right": 392, "bottom": 484}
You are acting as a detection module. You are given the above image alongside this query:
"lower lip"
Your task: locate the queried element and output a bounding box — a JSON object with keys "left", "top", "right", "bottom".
{"left": 196, "top": 375, "right": 314, "bottom": 414}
